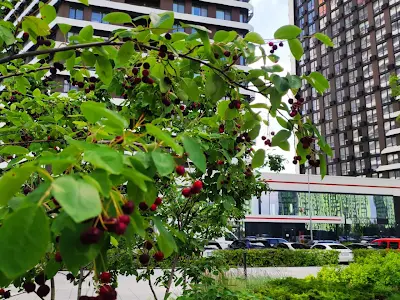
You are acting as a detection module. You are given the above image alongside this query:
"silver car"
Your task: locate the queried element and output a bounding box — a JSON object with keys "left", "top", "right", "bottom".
{"left": 311, "top": 243, "right": 354, "bottom": 263}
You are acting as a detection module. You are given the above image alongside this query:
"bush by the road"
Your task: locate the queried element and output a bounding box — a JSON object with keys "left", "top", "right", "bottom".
{"left": 353, "top": 249, "right": 400, "bottom": 263}
{"left": 213, "top": 249, "right": 339, "bottom": 267}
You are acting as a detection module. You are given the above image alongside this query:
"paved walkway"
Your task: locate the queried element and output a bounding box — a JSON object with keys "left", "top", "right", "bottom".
{"left": 7, "top": 267, "right": 321, "bottom": 299}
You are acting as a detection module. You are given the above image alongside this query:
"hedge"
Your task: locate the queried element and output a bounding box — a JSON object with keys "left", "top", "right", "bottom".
{"left": 212, "top": 249, "right": 339, "bottom": 267}
{"left": 353, "top": 249, "right": 400, "bottom": 263}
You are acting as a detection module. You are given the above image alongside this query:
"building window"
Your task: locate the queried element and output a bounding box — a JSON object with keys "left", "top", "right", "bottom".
{"left": 91, "top": 11, "right": 108, "bottom": 23}
{"left": 367, "top": 109, "right": 378, "bottom": 123}
{"left": 359, "top": 21, "right": 369, "bottom": 35}
{"left": 373, "top": 0, "right": 384, "bottom": 14}
{"left": 337, "top": 103, "right": 346, "bottom": 117}
{"left": 337, "top": 89, "right": 345, "bottom": 103}
{"left": 338, "top": 117, "right": 348, "bottom": 131}
{"left": 192, "top": 3, "right": 208, "bottom": 17}
{"left": 355, "top": 159, "right": 366, "bottom": 173}
{"left": 328, "top": 164, "right": 336, "bottom": 175}
{"left": 319, "top": 4, "right": 327, "bottom": 16}
{"left": 325, "top": 121, "right": 334, "bottom": 134}
{"left": 353, "top": 130, "right": 361, "bottom": 143}
{"left": 173, "top": 0, "right": 185, "bottom": 13}
{"left": 240, "top": 12, "right": 248, "bottom": 23}
{"left": 345, "top": 28, "right": 354, "bottom": 42}
{"left": 386, "top": 136, "right": 397, "bottom": 147}
{"left": 349, "top": 70, "right": 357, "bottom": 85}
{"left": 363, "top": 64, "right": 373, "bottom": 78}
{"left": 392, "top": 19, "right": 400, "bottom": 36}
{"left": 366, "top": 94, "right": 376, "bottom": 108}
{"left": 347, "top": 55, "right": 356, "bottom": 70}
{"left": 69, "top": 7, "right": 83, "bottom": 20}
{"left": 379, "top": 57, "right": 389, "bottom": 73}
{"left": 381, "top": 89, "right": 390, "bottom": 105}
{"left": 362, "top": 49, "right": 371, "bottom": 62}
{"left": 369, "top": 140, "right": 380, "bottom": 155}
{"left": 322, "top": 55, "right": 329, "bottom": 67}
{"left": 339, "top": 133, "right": 346, "bottom": 146}
{"left": 390, "top": 4, "right": 400, "bottom": 20}
{"left": 332, "top": 22, "right": 341, "bottom": 36}
{"left": 376, "top": 27, "right": 386, "bottom": 43}
{"left": 387, "top": 153, "right": 400, "bottom": 164}
{"left": 345, "top": 15, "right": 354, "bottom": 29}
{"left": 359, "top": 7, "right": 368, "bottom": 21}
{"left": 368, "top": 124, "right": 379, "bottom": 139}
{"left": 380, "top": 72, "right": 390, "bottom": 88}
{"left": 320, "top": 15, "right": 327, "bottom": 29}
{"left": 351, "top": 114, "right": 361, "bottom": 127}
{"left": 361, "top": 35, "right": 370, "bottom": 50}
{"left": 385, "top": 120, "right": 396, "bottom": 131}
{"left": 375, "top": 13, "right": 385, "bottom": 28}
{"left": 331, "top": 8, "right": 339, "bottom": 22}
{"left": 341, "top": 162, "right": 350, "bottom": 175}
{"left": 364, "top": 78, "right": 374, "bottom": 93}
{"left": 350, "top": 84, "right": 360, "bottom": 98}
{"left": 172, "top": 24, "right": 184, "bottom": 32}
{"left": 351, "top": 99, "right": 360, "bottom": 112}
{"left": 216, "top": 8, "right": 232, "bottom": 20}
{"left": 377, "top": 42, "right": 388, "bottom": 58}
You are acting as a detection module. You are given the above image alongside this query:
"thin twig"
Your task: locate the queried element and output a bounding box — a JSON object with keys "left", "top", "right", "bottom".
{"left": 50, "top": 277, "right": 55, "bottom": 300}
{"left": 77, "top": 267, "right": 84, "bottom": 299}
{"left": 148, "top": 276, "right": 158, "bottom": 300}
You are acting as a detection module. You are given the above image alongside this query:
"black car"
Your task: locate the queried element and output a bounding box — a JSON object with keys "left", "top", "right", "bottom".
{"left": 229, "top": 239, "right": 270, "bottom": 249}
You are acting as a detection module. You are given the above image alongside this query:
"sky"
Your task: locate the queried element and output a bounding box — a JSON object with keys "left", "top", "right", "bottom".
{"left": 249, "top": 0, "right": 297, "bottom": 173}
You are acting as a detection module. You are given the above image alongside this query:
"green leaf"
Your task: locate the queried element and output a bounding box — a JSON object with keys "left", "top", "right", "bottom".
{"left": 276, "top": 116, "right": 290, "bottom": 130}
{"left": 306, "top": 72, "right": 330, "bottom": 95}
{"left": 271, "top": 74, "right": 290, "bottom": 93}
{"left": 263, "top": 65, "right": 284, "bottom": 73}
{"left": 129, "top": 210, "right": 145, "bottom": 237}
{"left": 277, "top": 140, "right": 290, "bottom": 151}
{"left": 117, "top": 41, "right": 134, "bottom": 66}
{"left": 252, "top": 149, "right": 265, "bottom": 169}
{"left": 39, "top": 4, "right": 56, "bottom": 24}
{"left": 60, "top": 223, "right": 105, "bottom": 274}
{"left": 0, "top": 146, "right": 28, "bottom": 155}
{"left": 151, "top": 150, "right": 175, "bottom": 176}
{"left": 81, "top": 101, "right": 127, "bottom": 132}
{"left": 248, "top": 124, "right": 261, "bottom": 140}
{"left": 84, "top": 146, "right": 123, "bottom": 175}
{"left": 244, "top": 32, "right": 265, "bottom": 45}
{"left": 150, "top": 12, "right": 174, "bottom": 34}
{"left": 205, "top": 73, "right": 226, "bottom": 103}
{"left": 81, "top": 51, "right": 96, "bottom": 66}
{"left": 0, "top": 26, "right": 15, "bottom": 46}
{"left": 153, "top": 216, "right": 178, "bottom": 258}
{"left": 88, "top": 169, "right": 112, "bottom": 197}
{"left": 288, "top": 38, "right": 303, "bottom": 60}
{"left": 95, "top": 56, "right": 113, "bottom": 85}
{"left": 319, "top": 154, "right": 327, "bottom": 179}
{"left": 274, "top": 25, "right": 302, "bottom": 39}
{"left": 314, "top": 33, "right": 333, "bottom": 47}
{"left": 151, "top": 63, "right": 165, "bottom": 80}
{"left": 286, "top": 74, "right": 302, "bottom": 89}
{"left": 79, "top": 25, "right": 93, "bottom": 41}
{"left": 77, "top": 0, "right": 89, "bottom": 5}
{"left": 0, "top": 205, "right": 49, "bottom": 279}
{"left": 0, "top": 166, "right": 36, "bottom": 206}
{"left": 58, "top": 24, "right": 72, "bottom": 35}
{"left": 181, "top": 78, "right": 200, "bottom": 101}
{"left": 181, "top": 136, "right": 207, "bottom": 173}
{"left": 45, "top": 259, "right": 60, "bottom": 279}
{"left": 271, "top": 130, "right": 291, "bottom": 146}
{"left": 22, "top": 16, "right": 50, "bottom": 36}
{"left": 103, "top": 12, "right": 132, "bottom": 24}
{"left": 51, "top": 176, "right": 102, "bottom": 223}
{"left": 146, "top": 124, "right": 183, "bottom": 155}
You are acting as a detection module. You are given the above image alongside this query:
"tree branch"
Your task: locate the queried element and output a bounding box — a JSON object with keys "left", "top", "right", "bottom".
{"left": 148, "top": 276, "right": 158, "bottom": 300}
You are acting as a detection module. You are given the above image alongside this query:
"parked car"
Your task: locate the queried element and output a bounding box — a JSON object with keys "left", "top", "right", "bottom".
{"left": 209, "top": 230, "right": 238, "bottom": 249}
{"left": 308, "top": 240, "right": 339, "bottom": 246}
{"left": 371, "top": 238, "right": 400, "bottom": 249}
{"left": 228, "top": 239, "right": 269, "bottom": 250}
{"left": 203, "top": 245, "right": 220, "bottom": 257}
{"left": 248, "top": 237, "right": 288, "bottom": 248}
{"left": 277, "top": 242, "right": 310, "bottom": 250}
{"left": 347, "top": 243, "right": 379, "bottom": 250}
{"left": 311, "top": 243, "right": 354, "bottom": 263}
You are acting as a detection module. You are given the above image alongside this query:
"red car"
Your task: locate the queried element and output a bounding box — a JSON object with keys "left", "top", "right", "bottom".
{"left": 371, "top": 238, "right": 400, "bottom": 249}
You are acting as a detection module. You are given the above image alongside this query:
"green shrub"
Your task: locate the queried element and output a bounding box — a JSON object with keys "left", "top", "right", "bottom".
{"left": 213, "top": 249, "right": 339, "bottom": 267}
{"left": 353, "top": 249, "right": 400, "bottom": 263}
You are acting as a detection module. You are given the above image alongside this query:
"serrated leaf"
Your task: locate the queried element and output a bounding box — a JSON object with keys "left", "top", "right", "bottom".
{"left": 103, "top": 12, "right": 132, "bottom": 24}
{"left": 288, "top": 38, "right": 303, "bottom": 60}
{"left": 274, "top": 25, "right": 302, "bottom": 39}
{"left": 181, "top": 136, "right": 207, "bottom": 173}
{"left": 151, "top": 150, "right": 175, "bottom": 176}
{"left": 146, "top": 124, "right": 183, "bottom": 155}
{"left": 314, "top": 33, "right": 333, "bottom": 47}
{"left": 252, "top": 149, "right": 265, "bottom": 168}
{"left": 244, "top": 32, "right": 265, "bottom": 44}
{"left": 83, "top": 146, "right": 123, "bottom": 175}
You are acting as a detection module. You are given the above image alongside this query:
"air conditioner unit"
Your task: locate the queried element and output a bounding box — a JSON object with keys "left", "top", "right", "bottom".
{"left": 352, "top": 18, "right": 359, "bottom": 25}
{"left": 316, "top": 65, "right": 322, "bottom": 70}
{"left": 372, "top": 85, "right": 380, "bottom": 91}
{"left": 330, "top": 100, "right": 337, "bottom": 106}
{"left": 328, "top": 73, "right": 335, "bottom": 79}
{"left": 358, "top": 105, "right": 366, "bottom": 111}
{"left": 384, "top": 32, "right": 392, "bottom": 39}
{"left": 356, "top": 76, "right": 363, "bottom": 81}
{"left": 341, "top": 67, "right": 348, "bottom": 73}
{"left": 339, "top": 40, "right": 346, "bottom": 46}
{"left": 320, "top": 118, "right": 325, "bottom": 123}
{"left": 355, "top": 61, "right": 362, "bottom": 67}
{"left": 362, "top": 151, "right": 370, "bottom": 158}
{"left": 341, "top": 82, "right": 349, "bottom": 88}
{"left": 370, "top": 55, "right": 377, "bottom": 61}
{"left": 340, "top": 53, "right": 347, "bottom": 59}
{"left": 333, "top": 157, "right": 340, "bottom": 163}
{"left": 347, "top": 155, "right": 355, "bottom": 160}
{"left": 331, "top": 128, "right": 339, "bottom": 134}
{"left": 345, "top": 125, "right": 352, "bottom": 130}
{"left": 353, "top": 33, "right": 360, "bottom": 39}
{"left": 357, "top": 90, "right": 364, "bottom": 96}
{"left": 361, "top": 136, "right": 369, "bottom": 142}
{"left": 354, "top": 47, "right": 361, "bottom": 52}
{"left": 343, "top": 96, "right": 350, "bottom": 101}
{"left": 368, "top": 25, "right": 375, "bottom": 32}
{"left": 351, "top": 6, "right": 357, "bottom": 12}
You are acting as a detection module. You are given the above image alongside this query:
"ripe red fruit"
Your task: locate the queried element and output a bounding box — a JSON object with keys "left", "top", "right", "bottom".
{"left": 224, "top": 50, "right": 231, "bottom": 57}
{"left": 118, "top": 215, "right": 130, "bottom": 225}
{"left": 270, "top": 49, "right": 274, "bottom": 54}
{"left": 271, "top": 131, "right": 275, "bottom": 136}
{"left": 37, "top": 285, "right": 50, "bottom": 297}
{"left": 159, "top": 51, "right": 166, "bottom": 58}
{"left": 153, "top": 251, "right": 164, "bottom": 262}
{"left": 100, "top": 272, "right": 111, "bottom": 283}
{"left": 104, "top": 217, "right": 118, "bottom": 233}
{"left": 139, "top": 202, "right": 148, "bottom": 211}
{"left": 132, "top": 67, "right": 139, "bottom": 75}
{"left": 293, "top": 160, "right": 298, "bottom": 165}
{"left": 217, "top": 160, "right": 224, "bottom": 165}
{"left": 182, "top": 187, "right": 191, "bottom": 198}
{"left": 55, "top": 252, "right": 62, "bottom": 262}
{"left": 147, "top": 77, "right": 154, "bottom": 85}
{"left": 268, "top": 42, "right": 274, "bottom": 46}
{"left": 23, "top": 282, "right": 36, "bottom": 293}
{"left": 191, "top": 180, "right": 203, "bottom": 194}
{"left": 122, "top": 201, "right": 134, "bottom": 214}
{"left": 162, "top": 98, "right": 171, "bottom": 106}
{"left": 142, "top": 69, "right": 150, "bottom": 77}
{"left": 219, "top": 126, "right": 224, "bottom": 134}
{"left": 139, "top": 253, "right": 150, "bottom": 265}
{"left": 77, "top": 82, "right": 84, "bottom": 88}
{"left": 290, "top": 110, "right": 297, "bottom": 117}
{"left": 35, "top": 273, "right": 46, "bottom": 285}
{"left": 85, "top": 88, "right": 90, "bottom": 94}
{"left": 165, "top": 33, "right": 172, "bottom": 40}
{"left": 175, "top": 165, "right": 185, "bottom": 176}
{"left": 168, "top": 54, "right": 175, "bottom": 60}
{"left": 22, "top": 32, "right": 29, "bottom": 40}
{"left": 143, "top": 62, "right": 150, "bottom": 69}
{"left": 288, "top": 98, "right": 294, "bottom": 104}
{"left": 180, "top": 104, "right": 185, "bottom": 111}
{"left": 298, "top": 97, "right": 305, "bottom": 103}
{"left": 89, "top": 83, "right": 95, "bottom": 90}
{"left": 154, "top": 197, "right": 162, "bottom": 205}
{"left": 261, "top": 136, "right": 266, "bottom": 140}
{"left": 0, "top": 289, "right": 4, "bottom": 295}
{"left": 279, "top": 41, "right": 284, "bottom": 47}
{"left": 99, "top": 285, "right": 117, "bottom": 299}
{"left": 144, "top": 240, "right": 153, "bottom": 250}
{"left": 134, "top": 77, "right": 141, "bottom": 84}
{"left": 80, "top": 227, "right": 103, "bottom": 245}
{"left": 235, "top": 101, "right": 241, "bottom": 109}
{"left": 273, "top": 44, "right": 278, "bottom": 50}
{"left": 150, "top": 204, "right": 157, "bottom": 211}
{"left": 115, "top": 221, "right": 128, "bottom": 235}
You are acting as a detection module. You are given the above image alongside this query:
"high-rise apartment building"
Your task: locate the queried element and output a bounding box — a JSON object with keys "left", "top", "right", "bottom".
{"left": 292, "top": 0, "right": 400, "bottom": 179}
{"left": 3, "top": 0, "right": 254, "bottom": 97}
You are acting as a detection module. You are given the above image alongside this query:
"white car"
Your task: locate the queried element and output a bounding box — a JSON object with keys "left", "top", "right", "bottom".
{"left": 203, "top": 245, "right": 220, "bottom": 257}
{"left": 209, "top": 230, "right": 238, "bottom": 249}
{"left": 277, "top": 242, "right": 310, "bottom": 250}
{"left": 311, "top": 243, "right": 354, "bottom": 263}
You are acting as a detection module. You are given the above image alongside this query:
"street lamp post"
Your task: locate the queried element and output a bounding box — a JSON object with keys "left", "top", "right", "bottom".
{"left": 307, "top": 164, "right": 313, "bottom": 242}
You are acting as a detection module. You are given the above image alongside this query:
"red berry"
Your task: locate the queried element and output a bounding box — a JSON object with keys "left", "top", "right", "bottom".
{"left": 271, "top": 131, "right": 275, "bottom": 135}
{"left": 99, "top": 285, "right": 113, "bottom": 295}
{"left": 293, "top": 160, "right": 298, "bottom": 165}
{"left": 268, "top": 42, "right": 274, "bottom": 46}
{"left": 142, "top": 69, "right": 150, "bottom": 77}
{"left": 273, "top": 44, "right": 278, "bottom": 50}
{"left": 22, "top": 32, "right": 29, "bottom": 40}
{"left": 134, "top": 77, "right": 141, "bottom": 84}
{"left": 180, "top": 105, "right": 185, "bottom": 111}
{"left": 147, "top": 77, "right": 154, "bottom": 85}
{"left": 37, "top": 285, "right": 50, "bottom": 297}
{"left": 298, "top": 97, "right": 304, "bottom": 103}
{"left": 143, "top": 62, "right": 150, "bottom": 69}
{"left": 3, "top": 291, "right": 10, "bottom": 299}
{"left": 191, "top": 180, "right": 203, "bottom": 194}
{"left": 0, "top": 289, "right": 4, "bottom": 295}
{"left": 154, "top": 197, "right": 162, "bottom": 205}
{"left": 35, "top": 273, "right": 46, "bottom": 286}
{"left": 85, "top": 88, "right": 90, "bottom": 94}
{"left": 144, "top": 241, "right": 153, "bottom": 250}
{"left": 182, "top": 187, "right": 191, "bottom": 198}
{"left": 139, "top": 202, "right": 148, "bottom": 211}
{"left": 217, "top": 160, "right": 224, "bottom": 165}
{"left": 23, "top": 282, "right": 35, "bottom": 293}
{"left": 279, "top": 41, "right": 284, "bottom": 47}
{"left": 44, "top": 40, "right": 51, "bottom": 47}
{"left": 175, "top": 165, "right": 185, "bottom": 176}
{"left": 290, "top": 111, "right": 297, "bottom": 117}
{"left": 55, "top": 252, "right": 62, "bottom": 262}
{"left": 139, "top": 253, "right": 150, "bottom": 265}
{"left": 153, "top": 251, "right": 164, "bottom": 262}
{"left": 159, "top": 51, "right": 166, "bottom": 58}
{"left": 235, "top": 101, "right": 241, "bottom": 109}
{"left": 100, "top": 272, "right": 111, "bottom": 283}
{"left": 224, "top": 50, "right": 231, "bottom": 57}
{"left": 115, "top": 221, "right": 128, "bottom": 235}
{"left": 261, "top": 136, "right": 266, "bottom": 140}
{"left": 219, "top": 126, "right": 224, "bottom": 133}
{"left": 150, "top": 204, "right": 157, "bottom": 211}
{"left": 118, "top": 215, "right": 130, "bottom": 225}
{"left": 122, "top": 201, "right": 134, "bottom": 214}
{"left": 80, "top": 227, "right": 102, "bottom": 245}
{"left": 132, "top": 67, "right": 139, "bottom": 75}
